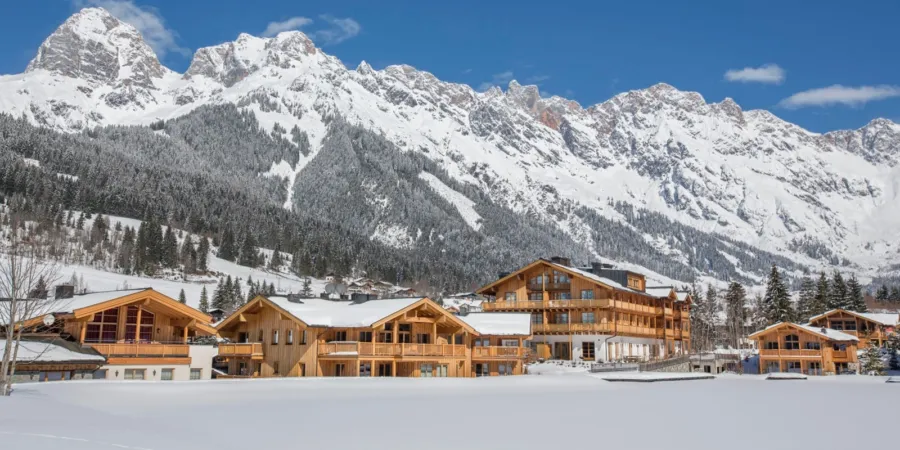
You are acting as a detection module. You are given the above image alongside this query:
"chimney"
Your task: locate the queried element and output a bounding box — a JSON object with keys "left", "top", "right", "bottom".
{"left": 55, "top": 284, "right": 74, "bottom": 299}
{"left": 549, "top": 256, "right": 571, "bottom": 267}
{"left": 590, "top": 262, "right": 614, "bottom": 274}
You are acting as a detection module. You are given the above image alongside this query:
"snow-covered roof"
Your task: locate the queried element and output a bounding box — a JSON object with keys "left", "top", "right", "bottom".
{"left": 544, "top": 261, "right": 645, "bottom": 296}
{"left": 456, "top": 313, "right": 531, "bottom": 336}
{"left": 53, "top": 288, "right": 149, "bottom": 313}
{"left": 807, "top": 309, "right": 900, "bottom": 327}
{"left": 1, "top": 339, "right": 105, "bottom": 363}
{"left": 675, "top": 291, "right": 691, "bottom": 302}
{"left": 752, "top": 322, "right": 859, "bottom": 342}
{"left": 267, "top": 296, "right": 425, "bottom": 328}
{"left": 645, "top": 287, "right": 674, "bottom": 298}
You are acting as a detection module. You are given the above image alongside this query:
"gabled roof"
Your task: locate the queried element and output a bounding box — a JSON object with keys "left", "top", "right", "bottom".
{"left": 456, "top": 313, "right": 531, "bottom": 336}
{"left": 476, "top": 259, "right": 650, "bottom": 297}
{"left": 807, "top": 309, "right": 900, "bottom": 327}
{"left": 645, "top": 286, "right": 676, "bottom": 299}
{"left": 218, "top": 296, "right": 478, "bottom": 334}
{"left": 749, "top": 322, "right": 859, "bottom": 342}
{"left": 1, "top": 338, "right": 106, "bottom": 364}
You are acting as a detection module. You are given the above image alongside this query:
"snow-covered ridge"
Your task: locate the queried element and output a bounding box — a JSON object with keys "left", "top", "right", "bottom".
{"left": 3, "top": 7, "right": 900, "bottom": 281}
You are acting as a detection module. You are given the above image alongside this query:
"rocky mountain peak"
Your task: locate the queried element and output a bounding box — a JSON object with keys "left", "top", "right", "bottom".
{"left": 26, "top": 7, "right": 166, "bottom": 89}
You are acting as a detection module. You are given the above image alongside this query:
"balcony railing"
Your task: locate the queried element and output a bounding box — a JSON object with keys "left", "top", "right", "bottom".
{"left": 832, "top": 350, "right": 849, "bottom": 359}
{"left": 217, "top": 343, "right": 264, "bottom": 359}
{"left": 317, "top": 342, "right": 466, "bottom": 357}
{"left": 483, "top": 298, "right": 662, "bottom": 314}
{"left": 472, "top": 346, "right": 527, "bottom": 358}
{"left": 86, "top": 343, "right": 189, "bottom": 357}
{"left": 759, "top": 349, "right": 822, "bottom": 357}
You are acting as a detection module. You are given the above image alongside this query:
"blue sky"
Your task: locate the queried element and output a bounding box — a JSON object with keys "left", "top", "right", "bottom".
{"left": 2, "top": 0, "right": 898, "bottom": 132}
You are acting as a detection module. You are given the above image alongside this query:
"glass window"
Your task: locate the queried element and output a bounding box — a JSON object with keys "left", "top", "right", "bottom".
{"left": 475, "top": 363, "right": 488, "bottom": 377}
{"left": 300, "top": 330, "right": 307, "bottom": 345}
{"left": 91, "top": 369, "right": 107, "bottom": 380}
{"left": 287, "top": 329, "right": 294, "bottom": 344}
{"left": 765, "top": 341, "right": 779, "bottom": 350}
{"left": 505, "top": 292, "right": 517, "bottom": 301}
{"left": 258, "top": 329, "right": 264, "bottom": 343}
{"left": 499, "top": 364, "right": 508, "bottom": 376}
{"left": 765, "top": 361, "right": 780, "bottom": 373}
{"left": 531, "top": 313, "right": 543, "bottom": 324}
{"left": 784, "top": 334, "right": 799, "bottom": 350}
{"left": 582, "top": 312, "right": 595, "bottom": 324}
{"left": 273, "top": 362, "right": 280, "bottom": 375}
{"left": 420, "top": 364, "right": 433, "bottom": 378}
{"left": 359, "top": 331, "right": 373, "bottom": 342}
{"left": 528, "top": 292, "right": 543, "bottom": 301}
{"left": 582, "top": 342, "right": 595, "bottom": 359}
{"left": 554, "top": 313, "right": 568, "bottom": 324}
{"left": 805, "top": 341, "right": 821, "bottom": 350}
{"left": 333, "top": 331, "right": 347, "bottom": 341}
{"left": 436, "top": 365, "right": 448, "bottom": 377}
{"left": 454, "top": 334, "right": 464, "bottom": 345}
{"left": 556, "top": 292, "right": 572, "bottom": 300}
{"left": 124, "top": 369, "right": 145, "bottom": 380}
{"left": 190, "top": 368, "right": 202, "bottom": 380}
{"left": 581, "top": 289, "right": 594, "bottom": 300}
{"left": 161, "top": 369, "right": 174, "bottom": 381}
{"left": 272, "top": 329, "right": 279, "bottom": 345}
{"left": 360, "top": 362, "right": 371, "bottom": 377}
{"left": 787, "top": 361, "right": 802, "bottom": 373}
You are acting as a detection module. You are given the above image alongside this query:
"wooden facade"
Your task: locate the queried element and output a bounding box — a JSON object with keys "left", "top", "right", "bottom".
{"left": 807, "top": 309, "right": 898, "bottom": 349}
{"left": 476, "top": 259, "right": 690, "bottom": 360}
{"left": 214, "top": 296, "right": 531, "bottom": 378}
{"left": 749, "top": 323, "right": 859, "bottom": 376}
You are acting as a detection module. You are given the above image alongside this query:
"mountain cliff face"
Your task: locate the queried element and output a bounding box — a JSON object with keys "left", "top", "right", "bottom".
{"left": 2, "top": 7, "right": 899, "bottom": 284}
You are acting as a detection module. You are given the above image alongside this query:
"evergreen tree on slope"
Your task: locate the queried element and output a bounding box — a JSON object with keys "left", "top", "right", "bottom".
{"left": 828, "top": 271, "right": 848, "bottom": 310}
{"left": 762, "top": 264, "right": 793, "bottom": 325}
{"left": 796, "top": 276, "right": 816, "bottom": 323}
{"left": 812, "top": 272, "right": 830, "bottom": 317}
{"left": 198, "top": 286, "right": 209, "bottom": 313}
{"left": 845, "top": 274, "right": 866, "bottom": 312}
{"left": 178, "top": 288, "right": 186, "bottom": 304}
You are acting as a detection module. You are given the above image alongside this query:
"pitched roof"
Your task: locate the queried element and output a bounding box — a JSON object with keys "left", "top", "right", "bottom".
{"left": 645, "top": 286, "right": 675, "bottom": 298}
{"left": 675, "top": 291, "right": 691, "bottom": 302}
{"left": 267, "top": 296, "right": 424, "bottom": 328}
{"left": 54, "top": 288, "right": 150, "bottom": 313}
{"left": 750, "top": 322, "right": 859, "bottom": 342}
{"left": 807, "top": 309, "right": 900, "bottom": 326}
{"left": 456, "top": 313, "right": 531, "bottom": 336}
{"left": 1, "top": 338, "right": 105, "bottom": 363}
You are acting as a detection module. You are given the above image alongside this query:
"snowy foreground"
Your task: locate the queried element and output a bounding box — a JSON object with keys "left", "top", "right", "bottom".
{"left": 0, "top": 375, "right": 894, "bottom": 450}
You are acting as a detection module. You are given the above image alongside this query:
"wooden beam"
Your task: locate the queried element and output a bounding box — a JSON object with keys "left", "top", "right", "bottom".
{"left": 135, "top": 307, "right": 143, "bottom": 341}
{"left": 405, "top": 317, "right": 437, "bottom": 324}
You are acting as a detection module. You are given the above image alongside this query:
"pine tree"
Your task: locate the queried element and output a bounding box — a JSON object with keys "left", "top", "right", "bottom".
{"left": 197, "top": 237, "right": 210, "bottom": 272}
{"left": 890, "top": 287, "right": 900, "bottom": 303}
{"left": 828, "top": 271, "right": 848, "bottom": 310}
{"left": 723, "top": 281, "right": 747, "bottom": 350}
{"left": 860, "top": 346, "right": 885, "bottom": 375}
{"left": 876, "top": 285, "right": 890, "bottom": 302}
{"left": 845, "top": 274, "right": 866, "bottom": 312}
{"left": 269, "top": 244, "right": 284, "bottom": 270}
{"left": 198, "top": 286, "right": 209, "bottom": 313}
{"left": 223, "top": 276, "right": 234, "bottom": 310}
{"left": 76, "top": 212, "right": 85, "bottom": 230}
{"left": 301, "top": 278, "right": 313, "bottom": 297}
{"left": 211, "top": 278, "right": 227, "bottom": 311}
{"left": 218, "top": 228, "right": 236, "bottom": 262}
{"left": 796, "top": 276, "right": 816, "bottom": 323}
{"left": 813, "top": 272, "right": 829, "bottom": 316}
{"left": 178, "top": 288, "right": 187, "bottom": 304}
{"left": 239, "top": 234, "right": 259, "bottom": 267}
{"left": 233, "top": 278, "right": 244, "bottom": 306}
{"left": 162, "top": 226, "right": 178, "bottom": 268}
{"left": 762, "top": 264, "right": 793, "bottom": 325}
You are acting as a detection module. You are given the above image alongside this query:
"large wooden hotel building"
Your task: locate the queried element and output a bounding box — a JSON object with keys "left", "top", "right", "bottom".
{"left": 476, "top": 257, "right": 691, "bottom": 362}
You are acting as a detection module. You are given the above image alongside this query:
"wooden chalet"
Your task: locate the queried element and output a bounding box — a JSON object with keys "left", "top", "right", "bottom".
{"left": 214, "top": 296, "right": 531, "bottom": 378}
{"left": 476, "top": 258, "right": 690, "bottom": 362}
{"left": 749, "top": 322, "right": 859, "bottom": 375}
{"left": 16, "top": 288, "right": 218, "bottom": 381}
{"left": 1, "top": 336, "right": 106, "bottom": 383}
{"left": 806, "top": 309, "right": 898, "bottom": 348}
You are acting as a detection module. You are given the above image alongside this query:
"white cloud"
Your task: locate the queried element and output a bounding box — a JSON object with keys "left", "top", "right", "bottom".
{"left": 724, "top": 64, "right": 785, "bottom": 84}
{"left": 462, "top": 68, "right": 473, "bottom": 74}
{"left": 493, "top": 71, "right": 514, "bottom": 83}
{"left": 778, "top": 84, "right": 900, "bottom": 108}
{"left": 77, "top": 0, "right": 190, "bottom": 58}
{"left": 476, "top": 82, "right": 495, "bottom": 92}
{"left": 262, "top": 16, "right": 313, "bottom": 38}
{"left": 526, "top": 75, "right": 550, "bottom": 84}
{"left": 310, "top": 15, "right": 361, "bottom": 45}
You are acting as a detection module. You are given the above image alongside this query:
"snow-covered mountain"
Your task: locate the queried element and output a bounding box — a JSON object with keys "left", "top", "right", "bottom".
{"left": 3, "top": 7, "right": 899, "bottom": 283}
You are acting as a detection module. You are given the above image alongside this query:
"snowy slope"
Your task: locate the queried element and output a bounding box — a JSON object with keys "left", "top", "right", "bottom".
{"left": 2, "top": 7, "right": 900, "bottom": 280}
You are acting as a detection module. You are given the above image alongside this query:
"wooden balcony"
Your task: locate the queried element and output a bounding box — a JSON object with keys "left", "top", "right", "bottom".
{"left": 317, "top": 342, "right": 466, "bottom": 358}
{"left": 483, "top": 298, "right": 661, "bottom": 313}
{"left": 664, "top": 307, "right": 674, "bottom": 315}
{"left": 86, "top": 343, "right": 189, "bottom": 357}
{"left": 483, "top": 300, "right": 545, "bottom": 311}
{"left": 218, "top": 343, "right": 264, "bottom": 360}
{"left": 759, "top": 348, "right": 823, "bottom": 358}
{"left": 472, "top": 346, "right": 527, "bottom": 359}
{"left": 832, "top": 350, "right": 849, "bottom": 359}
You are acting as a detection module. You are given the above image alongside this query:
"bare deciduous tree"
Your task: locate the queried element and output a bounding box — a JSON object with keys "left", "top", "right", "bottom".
{"left": 0, "top": 225, "right": 62, "bottom": 396}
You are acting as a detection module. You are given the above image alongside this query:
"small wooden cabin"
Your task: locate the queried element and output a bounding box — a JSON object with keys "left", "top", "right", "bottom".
{"left": 749, "top": 322, "right": 859, "bottom": 375}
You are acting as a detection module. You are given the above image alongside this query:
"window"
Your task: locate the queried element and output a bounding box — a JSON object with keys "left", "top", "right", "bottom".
{"left": 190, "top": 368, "right": 202, "bottom": 380}
{"left": 765, "top": 341, "right": 779, "bottom": 350}
{"left": 287, "top": 329, "right": 293, "bottom": 344}
{"left": 334, "top": 364, "right": 345, "bottom": 377}
{"left": 333, "top": 331, "right": 347, "bottom": 342}
{"left": 258, "top": 329, "right": 264, "bottom": 343}
{"left": 91, "top": 369, "right": 107, "bottom": 380}
{"left": 805, "top": 341, "right": 821, "bottom": 350}
{"left": 531, "top": 313, "right": 543, "bottom": 324}
{"left": 829, "top": 321, "right": 843, "bottom": 330}
{"left": 85, "top": 307, "right": 119, "bottom": 343}
{"left": 474, "top": 338, "right": 490, "bottom": 347}
{"left": 298, "top": 363, "right": 306, "bottom": 377}
{"left": 581, "top": 312, "right": 595, "bottom": 324}
{"left": 844, "top": 321, "right": 857, "bottom": 331}
{"left": 125, "top": 306, "right": 154, "bottom": 342}
{"left": 554, "top": 313, "right": 569, "bottom": 324}
{"left": 300, "top": 330, "right": 307, "bottom": 345}
{"left": 505, "top": 292, "right": 517, "bottom": 301}
{"left": 436, "top": 365, "right": 448, "bottom": 377}
{"left": 454, "top": 334, "right": 464, "bottom": 345}
{"left": 499, "top": 363, "right": 513, "bottom": 376}
{"left": 272, "top": 329, "right": 279, "bottom": 345}
{"left": 551, "top": 271, "right": 570, "bottom": 284}
{"left": 552, "top": 292, "right": 572, "bottom": 300}
{"left": 502, "top": 339, "right": 518, "bottom": 347}
{"left": 360, "top": 362, "right": 371, "bottom": 377}
{"left": 581, "top": 289, "right": 594, "bottom": 300}
{"left": 124, "top": 369, "right": 145, "bottom": 380}
{"left": 416, "top": 333, "right": 430, "bottom": 344}
{"left": 161, "top": 369, "right": 174, "bottom": 381}
{"left": 420, "top": 364, "right": 433, "bottom": 378}
{"left": 273, "top": 361, "right": 280, "bottom": 375}
{"left": 783, "top": 335, "right": 799, "bottom": 350}
{"left": 359, "top": 331, "right": 373, "bottom": 342}
{"left": 528, "top": 292, "right": 543, "bottom": 301}
{"left": 786, "top": 361, "right": 802, "bottom": 373}
{"left": 475, "top": 363, "right": 488, "bottom": 377}
{"left": 765, "top": 361, "right": 780, "bottom": 373}
{"left": 380, "top": 331, "right": 393, "bottom": 343}
{"left": 808, "top": 362, "right": 822, "bottom": 375}
{"left": 833, "top": 343, "right": 847, "bottom": 351}
{"left": 582, "top": 342, "right": 595, "bottom": 359}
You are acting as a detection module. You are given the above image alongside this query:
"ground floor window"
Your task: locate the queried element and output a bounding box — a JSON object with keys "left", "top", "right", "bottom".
{"left": 436, "top": 364, "right": 448, "bottom": 377}
{"left": 161, "top": 368, "right": 174, "bottom": 381}
{"left": 238, "top": 362, "right": 248, "bottom": 376}
{"left": 786, "top": 361, "right": 802, "bottom": 373}
{"left": 377, "top": 363, "right": 392, "bottom": 377}
{"left": 334, "top": 364, "right": 346, "bottom": 377}
{"left": 92, "top": 369, "right": 107, "bottom": 380}
{"left": 298, "top": 363, "right": 306, "bottom": 377}
{"left": 582, "top": 342, "right": 595, "bottom": 360}
{"left": 124, "top": 369, "right": 145, "bottom": 380}
{"left": 420, "top": 364, "right": 433, "bottom": 377}
{"left": 360, "top": 362, "right": 371, "bottom": 377}
{"left": 475, "top": 363, "right": 489, "bottom": 377}
{"left": 765, "top": 361, "right": 780, "bottom": 373}
{"left": 498, "top": 363, "right": 513, "bottom": 376}
{"left": 190, "top": 368, "right": 202, "bottom": 380}
{"left": 807, "top": 362, "right": 822, "bottom": 376}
